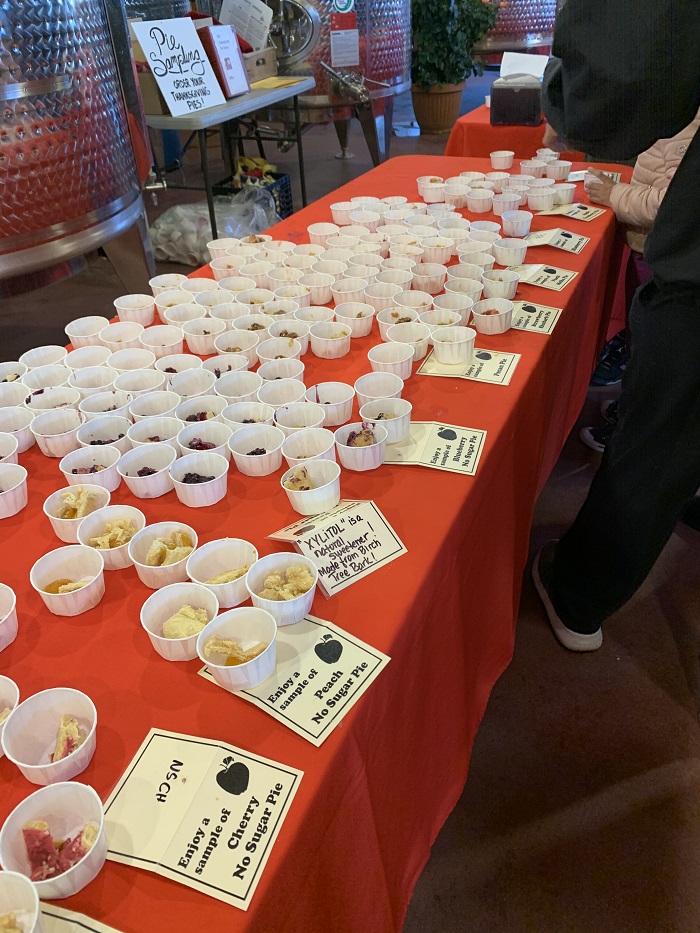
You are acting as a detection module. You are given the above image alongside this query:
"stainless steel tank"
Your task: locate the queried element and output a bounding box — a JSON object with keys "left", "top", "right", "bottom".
{"left": 0, "top": 0, "right": 145, "bottom": 280}
{"left": 123, "top": 0, "right": 190, "bottom": 22}
{"left": 475, "top": 0, "right": 557, "bottom": 51}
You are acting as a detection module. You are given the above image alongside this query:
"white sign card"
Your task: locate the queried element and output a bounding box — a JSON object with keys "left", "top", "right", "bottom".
{"left": 383, "top": 422, "right": 487, "bottom": 475}
{"left": 104, "top": 729, "right": 302, "bottom": 911}
{"left": 330, "top": 29, "right": 360, "bottom": 67}
{"left": 268, "top": 500, "right": 407, "bottom": 597}
{"left": 219, "top": 0, "right": 273, "bottom": 51}
{"left": 131, "top": 19, "right": 226, "bottom": 116}
{"left": 537, "top": 202, "right": 607, "bottom": 222}
{"left": 499, "top": 51, "right": 548, "bottom": 80}
{"left": 510, "top": 300, "right": 562, "bottom": 334}
{"left": 417, "top": 348, "right": 521, "bottom": 385}
{"left": 525, "top": 227, "right": 590, "bottom": 254}
{"left": 506, "top": 263, "right": 578, "bottom": 291}
{"left": 568, "top": 169, "right": 622, "bottom": 183}
{"left": 199, "top": 615, "right": 390, "bottom": 746}
{"left": 42, "top": 907, "right": 123, "bottom": 933}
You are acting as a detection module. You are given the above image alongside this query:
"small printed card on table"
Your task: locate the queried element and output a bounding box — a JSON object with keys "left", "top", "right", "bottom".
{"left": 269, "top": 500, "right": 407, "bottom": 597}
{"left": 417, "top": 348, "right": 521, "bottom": 385}
{"left": 104, "top": 729, "right": 302, "bottom": 911}
{"left": 383, "top": 422, "right": 487, "bottom": 475}
{"left": 199, "top": 614, "right": 390, "bottom": 746}
{"left": 536, "top": 202, "right": 607, "bottom": 222}
{"left": 525, "top": 227, "right": 590, "bottom": 254}
{"left": 568, "top": 169, "right": 622, "bottom": 183}
{"left": 131, "top": 19, "right": 227, "bottom": 116}
{"left": 42, "top": 907, "right": 123, "bottom": 933}
{"left": 507, "top": 263, "right": 578, "bottom": 292}
{"left": 510, "top": 300, "right": 563, "bottom": 334}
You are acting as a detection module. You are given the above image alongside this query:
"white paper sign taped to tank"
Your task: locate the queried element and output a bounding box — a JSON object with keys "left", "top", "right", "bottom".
{"left": 330, "top": 28, "right": 360, "bottom": 67}
{"left": 132, "top": 18, "right": 227, "bottom": 117}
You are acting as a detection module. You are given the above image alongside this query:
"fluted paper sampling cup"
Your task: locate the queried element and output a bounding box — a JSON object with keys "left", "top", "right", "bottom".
{"left": 141, "top": 581, "right": 219, "bottom": 661}
{"left": 29, "top": 545, "right": 104, "bottom": 616}
{"left": 187, "top": 538, "right": 258, "bottom": 610}
{"left": 117, "top": 443, "right": 177, "bottom": 498}
{"left": 334, "top": 422, "right": 387, "bottom": 472}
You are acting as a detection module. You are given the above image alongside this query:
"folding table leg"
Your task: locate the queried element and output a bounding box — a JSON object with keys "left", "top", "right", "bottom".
{"left": 293, "top": 95, "right": 308, "bottom": 207}
{"left": 199, "top": 129, "right": 218, "bottom": 239}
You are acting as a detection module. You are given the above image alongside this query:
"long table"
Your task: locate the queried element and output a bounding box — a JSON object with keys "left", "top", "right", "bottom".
{"left": 0, "top": 156, "right": 629, "bottom": 933}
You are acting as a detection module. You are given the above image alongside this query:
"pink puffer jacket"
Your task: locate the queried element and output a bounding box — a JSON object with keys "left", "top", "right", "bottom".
{"left": 610, "top": 110, "right": 700, "bottom": 251}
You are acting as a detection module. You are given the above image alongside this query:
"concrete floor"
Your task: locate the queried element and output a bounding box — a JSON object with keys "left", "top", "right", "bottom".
{"left": 4, "top": 73, "right": 700, "bottom": 932}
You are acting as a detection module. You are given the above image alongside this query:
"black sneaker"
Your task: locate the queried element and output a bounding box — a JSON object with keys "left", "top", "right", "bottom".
{"left": 531, "top": 540, "right": 603, "bottom": 651}
{"left": 600, "top": 399, "right": 618, "bottom": 424}
{"left": 590, "top": 333, "right": 628, "bottom": 387}
{"left": 580, "top": 422, "right": 616, "bottom": 453}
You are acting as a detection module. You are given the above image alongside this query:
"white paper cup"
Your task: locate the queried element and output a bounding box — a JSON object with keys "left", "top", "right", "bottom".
{"left": 528, "top": 189, "right": 556, "bottom": 212}
{"left": 197, "top": 606, "right": 277, "bottom": 689}
{"left": 419, "top": 309, "right": 463, "bottom": 337}
{"left": 169, "top": 369, "right": 217, "bottom": 400}
{"left": 304, "top": 382, "right": 354, "bottom": 426}
{"left": 266, "top": 321, "right": 310, "bottom": 355}
{"left": 207, "top": 238, "right": 241, "bottom": 261}
{"left": 113, "top": 294, "right": 155, "bottom": 326}
{"left": 272, "top": 284, "right": 311, "bottom": 308}
{"left": 181, "top": 318, "right": 225, "bottom": 356}
{"left": 528, "top": 177, "right": 556, "bottom": 190}
{"left": 138, "top": 325, "right": 183, "bottom": 359}
{"left": 311, "top": 260, "right": 347, "bottom": 283}
{"left": 228, "top": 425, "right": 284, "bottom": 476}
{"left": 367, "top": 341, "right": 414, "bottom": 379}
{"left": 385, "top": 321, "right": 431, "bottom": 360}
{"left": 274, "top": 402, "right": 325, "bottom": 436}
{"left": 213, "top": 370, "right": 262, "bottom": 406}
{"left": 77, "top": 504, "right": 146, "bottom": 570}
{"left": 308, "top": 222, "right": 340, "bottom": 246}
{"left": 28, "top": 408, "right": 82, "bottom": 458}
{"left": 141, "top": 582, "right": 219, "bottom": 661}
{"left": 492, "top": 237, "right": 528, "bottom": 266}
{"left": 43, "top": 485, "right": 110, "bottom": 544}
{"left": 245, "top": 553, "right": 317, "bottom": 627}
{"left": 0, "top": 781, "right": 107, "bottom": 899}
{"left": 359, "top": 397, "right": 412, "bottom": 444}
{"left": 67, "top": 366, "right": 116, "bottom": 400}
{"left": 98, "top": 322, "right": 144, "bottom": 353}
{"left": 59, "top": 445, "right": 121, "bottom": 491}
{"left": 256, "top": 337, "right": 302, "bottom": 366}
{"left": 180, "top": 277, "right": 218, "bottom": 295}
{"left": 0, "top": 463, "right": 28, "bottom": 518}
{"left": 468, "top": 228, "right": 500, "bottom": 245}
{"left": 392, "top": 289, "right": 434, "bottom": 314}
{"left": 293, "top": 243, "right": 327, "bottom": 259}
{"left": 295, "top": 306, "right": 335, "bottom": 325}
{"left": 432, "top": 325, "right": 477, "bottom": 364}
{"left": 222, "top": 401, "right": 275, "bottom": 430}
{"left": 128, "top": 521, "right": 198, "bottom": 589}
{"left": 20, "top": 345, "right": 66, "bottom": 369}
{"left": 0, "top": 383, "right": 28, "bottom": 409}
{"left": 0, "top": 870, "right": 43, "bottom": 933}
{"left": 501, "top": 210, "right": 533, "bottom": 237}
{"left": 0, "top": 361, "right": 27, "bottom": 384}
{"left": 213, "top": 330, "right": 260, "bottom": 367}
{"left": 553, "top": 183, "right": 577, "bottom": 205}
{"left": 29, "top": 545, "right": 104, "bottom": 616}
{"left": 0, "top": 432, "right": 17, "bottom": 465}
{"left": 154, "top": 289, "right": 195, "bottom": 323}
{"left": 202, "top": 354, "right": 250, "bottom": 381}
{"left": 296, "top": 272, "right": 334, "bottom": 306}
{"left": 2, "top": 687, "right": 97, "bottom": 784}
{"left": 334, "top": 422, "right": 387, "bottom": 471}
{"left": 196, "top": 289, "right": 234, "bottom": 310}
{"left": 177, "top": 421, "right": 232, "bottom": 460}
{"left": 334, "top": 302, "right": 375, "bottom": 337}
{"left": 187, "top": 538, "right": 258, "bottom": 610}
{"left": 482, "top": 269, "right": 520, "bottom": 300}
{"left": 330, "top": 201, "right": 356, "bottom": 225}
{"left": 170, "top": 452, "right": 229, "bottom": 507}
{"left": 432, "top": 294, "right": 475, "bottom": 320}
{"left": 240, "top": 261, "right": 276, "bottom": 289}
{"left": 155, "top": 355, "right": 202, "bottom": 378}
{"left": 492, "top": 193, "right": 521, "bottom": 216}
{"left": 410, "top": 262, "right": 447, "bottom": 295}
{"left": 0, "top": 407, "right": 34, "bottom": 453}
{"left": 22, "top": 364, "right": 71, "bottom": 392}
{"left": 520, "top": 159, "right": 546, "bottom": 177}
{"left": 150, "top": 272, "right": 188, "bottom": 294}
{"left": 129, "top": 390, "right": 180, "bottom": 422}
{"left": 77, "top": 415, "right": 131, "bottom": 455}
{"left": 465, "top": 190, "right": 493, "bottom": 213}
{"left": 116, "top": 443, "right": 177, "bottom": 498}
{"left": 545, "top": 159, "right": 573, "bottom": 180}
{"left": 218, "top": 275, "right": 257, "bottom": 295}
{"left": 106, "top": 348, "right": 156, "bottom": 375}
{"left": 309, "top": 321, "right": 352, "bottom": 359}
{"left": 471, "top": 298, "right": 513, "bottom": 334}
{"left": 281, "top": 428, "right": 336, "bottom": 466}
{"left": 210, "top": 257, "right": 247, "bottom": 280}
{"left": 175, "top": 395, "right": 226, "bottom": 425}
{"left": 78, "top": 390, "right": 133, "bottom": 423}
{"left": 329, "top": 276, "right": 368, "bottom": 305}
{"left": 257, "top": 378, "right": 306, "bottom": 408}
{"left": 353, "top": 372, "right": 403, "bottom": 409}
{"left": 260, "top": 299, "right": 300, "bottom": 323}
{"left": 363, "top": 282, "right": 401, "bottom": 313}
{"left": 280, "top": 459, "right": 341, "bottom": 515}
{"left": 232, "top": 314, "right": 274, "bottom": 340}
{"left": 127, "top": 416, "right": 184, "bottom": 454}
{"left": 0, "top": 588, "right": 18, "bottom": 654}
{"left": 65, "top": 317, "right": 109, "bottom": 349}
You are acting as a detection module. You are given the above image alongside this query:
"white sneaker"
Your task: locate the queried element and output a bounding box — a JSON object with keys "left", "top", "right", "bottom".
{"left": 531, "top": 542, "right": 603, "bottom": 652}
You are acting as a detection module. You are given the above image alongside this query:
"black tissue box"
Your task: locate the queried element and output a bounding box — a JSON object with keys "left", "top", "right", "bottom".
{"left": 490, "top": 74, "right": 542, "bottom": 126}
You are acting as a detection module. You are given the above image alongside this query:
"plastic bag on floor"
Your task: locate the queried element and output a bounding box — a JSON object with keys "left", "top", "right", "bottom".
{"left": 150, "top": 187, "right": 280, "bottom": 266}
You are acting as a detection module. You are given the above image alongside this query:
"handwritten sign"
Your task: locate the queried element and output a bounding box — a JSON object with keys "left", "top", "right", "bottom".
{"left": 104, "top": 729, "right": 302, "bottom": 910}
{"left": 132, "top": 19, "right": 226, "bottom": 116}
{"left": 536, "top": 202, "right": 607, "bottom": 222}
{"left": 417, "top": 348, "right": 521, "bottom": 385}
{"left": 511, "top": 300, "right": 562, "bottom": 334}
{"left": 42, "top": 907, "right": 123, "bottom": 933}
{"left": 506, "top": 263, "right": 578, "bottom": 291}
{"left": 219, "top": 0, "right": 273, "bottom": 51}
{"left": 383, "top": 422, "right": 486, "bottom": 475}
{"left": 525, "top": 227, "right": 590, "bottom": 254}
{"left": 269, "top": 500, "right": 407, "bottom": 597}
{"left": 199, "top": 615, "right": 390, "bottom": 745}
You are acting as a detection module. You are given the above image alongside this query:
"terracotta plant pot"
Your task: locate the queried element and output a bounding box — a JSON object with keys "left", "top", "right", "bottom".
{"left": 411, "top": 81, "right": 466, "bottom": 134}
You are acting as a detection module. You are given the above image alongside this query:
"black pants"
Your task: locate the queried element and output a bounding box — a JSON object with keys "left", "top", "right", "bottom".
{"left": 550, "top": 276, "right": 700, "bottom": 633}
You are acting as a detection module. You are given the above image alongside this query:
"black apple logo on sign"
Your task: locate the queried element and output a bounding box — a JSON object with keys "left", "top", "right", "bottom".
{"left": 216, "top": 757, "right": 250, "bottom": 795}
{"left": 314, "top": 633, "right": 343, "bottom": 664}
{"left": 475, "top": 351, "right": 492, "bottom": 360}
{"left": 437, "top": 428, "right": 457, "bottom": 441}
{"left": 293, "top": 524, "right": 316, "bottom": 537}
{"left": 561, "top": 231, "right": 573, "bottom": 238}
{"left": 522, "top": 304, "right": 537, "bottom": 314}
{"left": 544, "top": 267, "right": 557, "bottom": 274}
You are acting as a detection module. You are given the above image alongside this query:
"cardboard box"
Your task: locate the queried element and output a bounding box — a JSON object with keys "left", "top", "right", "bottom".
{"left": 243, "top": 46, "right": 278, "bottom": 84}
{"left": 137, "top": 71, "right": 170, "bottom": 116}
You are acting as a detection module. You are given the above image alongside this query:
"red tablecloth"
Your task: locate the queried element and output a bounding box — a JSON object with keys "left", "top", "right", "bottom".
{"left": 445, "top": 104, "right": 584, "bottom": 162}
{"left": 1, "top": 156, "right": 625, "bottom": 933}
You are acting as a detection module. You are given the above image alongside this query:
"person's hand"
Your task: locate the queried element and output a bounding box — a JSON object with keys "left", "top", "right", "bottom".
{"left": 584, "top": 168, "right": 616, "bottom": 207}
{"left": 542, "top": 122, "right": 567, "bottom": 152}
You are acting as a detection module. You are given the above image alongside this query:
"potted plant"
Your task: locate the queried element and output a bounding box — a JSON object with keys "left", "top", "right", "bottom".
{"left": 411, "top": 0, "right": 500, "bottom": 134}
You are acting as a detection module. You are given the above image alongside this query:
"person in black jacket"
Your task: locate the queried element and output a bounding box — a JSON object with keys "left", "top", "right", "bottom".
{"left": 531, "top": 0, "right": 700, "bottom": 651}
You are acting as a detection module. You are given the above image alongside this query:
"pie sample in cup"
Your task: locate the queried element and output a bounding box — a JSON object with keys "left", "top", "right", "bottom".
{"left": 58, "top": 445, "right": 121, "bottom": 492}
{"left": 170, "top": 452, "right": 229, "bottom": 507}
{"left": 281, "top": 428, "right": 336, "bottom": 467}
{"left": 128, "top": 522, "right": 198, "bottom": 589}
{"left": 197, "top": 606, "right": 277, "bottom": 690}
{"left": 228, "top": 425, "right": 285, "bottom": 476}
{"left": 29, "top": 545, "right": 105, "bottom": 617}
{"left": 358, "top": 397, "right": 412, "bottom": 444}
{"left": 117, "top": 443, "right": 178, "bottom": 498}
{"left": 304, "top": 382, "right": 354, "bottom": 426}
{"left": 79, "top": 390, "right": 132, "bottom": 422}
{"left": 334, "top": 422, "right": 388, "bottom": 472}
{"left": 187, "top": 538, "right": 258, "bottom": 610}
{"left": 481, "top": 270, "right": 520, "bottom": 300}
{"left": 43, "top": 484, "right": 110, "bottom": 544}
{"left": 140, "top": 581, "right": 219, "bottom": 661}
{"left": 245, "top": 552, "right": 318, "bottom": 627}
{"left": 281, "top": 459, "right": 341, "bottom": 515}
{"left": 222, "top": 401, "right": 275, "bottom": 431}
{"left": 76, "top": 415, "right": 130, "bottom": 456}
{"left": 309, "top": 322, "right": 352, "bottom": 359}
{"left": 129, "top": 390, "right": 180, "bottom": 422}
{"left": 175, "top": 394, "right": 227, "bottom": 425}
{"left": 77, "top": 504, "right": 146, "bottom": 570}
{"left": 471, "top": 298, "right": 514, "bottom": 335}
